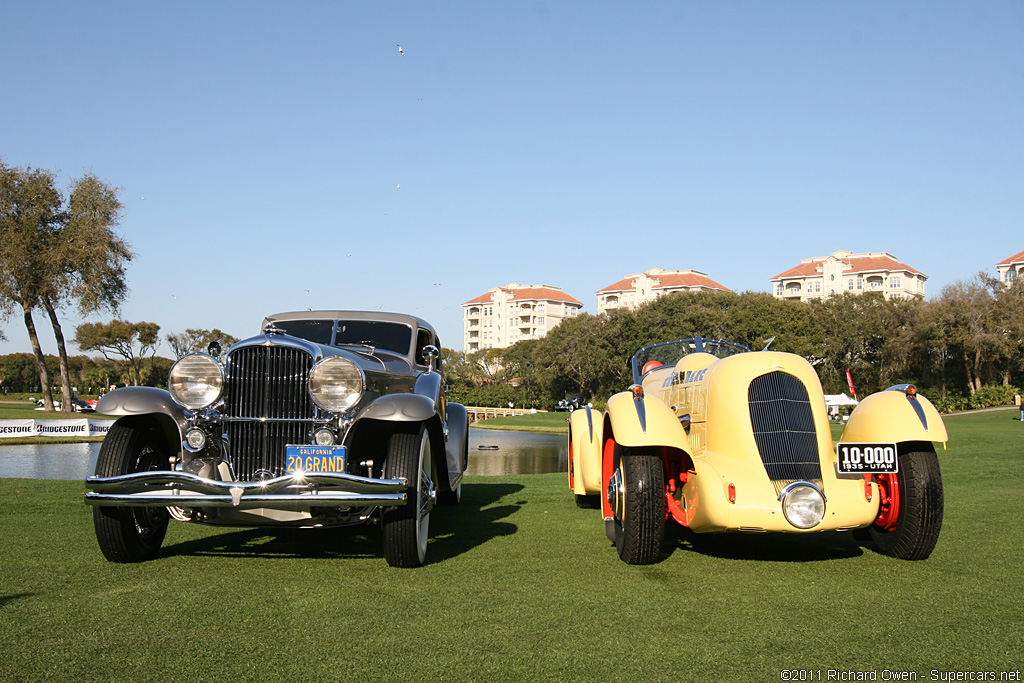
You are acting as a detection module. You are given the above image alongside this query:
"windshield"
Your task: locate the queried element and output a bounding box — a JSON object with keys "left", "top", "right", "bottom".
{"left": 273, "top": 320, "right": 335, "bottom": 345}
{"left": 631, "top": 337, "right": 751, "bottom": 383}
{"left": 335, "top": 320, "right": 412, "bottom": 356}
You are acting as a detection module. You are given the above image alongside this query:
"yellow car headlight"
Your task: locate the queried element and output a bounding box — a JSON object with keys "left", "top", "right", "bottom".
{"left": 779, "top": 482, "right": 826, "bottom": 529}
{"left": 309, "top": 356, "right": 363, "bottom": 413}
{"left": 169, "top": 353, "right": 224, "bottom": 410}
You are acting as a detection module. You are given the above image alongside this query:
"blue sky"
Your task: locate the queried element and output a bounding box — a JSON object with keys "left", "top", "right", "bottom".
{"left": 1, "top": 1, "right": 1021, "bottom": 356}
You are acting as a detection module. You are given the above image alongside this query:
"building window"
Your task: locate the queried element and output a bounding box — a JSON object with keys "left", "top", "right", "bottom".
{"left": 889, "top": 276, "right": 901, "bottom": 289}
{"left": 814, "top": 282, "right": 821, "bottom": 293}
{"left": 1007, "top": 270, "right": 1017, "bottom": 283}
{"left": 847, "top": 279, "right": 854, "bottom": 290}
{"left": 857, "top": 277, "right": 863, "bottom": 290}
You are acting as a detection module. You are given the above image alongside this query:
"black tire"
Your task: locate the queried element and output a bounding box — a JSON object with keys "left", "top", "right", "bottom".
{"left": 575, "top": 494, "right": 601, "bottom": 509}
{"left": 92, "top": 422, "right": 171, "bottom": 563}
{"left": 382, "top": 428, "right": 434, "bottom": 567}
{"left": 869, "top": 446, "right": 943, "bottom": 561}
{"left": 609, "top": 448, "right": 665, "bottom": 565}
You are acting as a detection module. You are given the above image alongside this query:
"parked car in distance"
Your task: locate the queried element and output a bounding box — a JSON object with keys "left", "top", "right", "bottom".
{"left": 555, "top": 395, "right": 586, "bottom": 412}
{"left": 85, "top": 311, "right": 469, "bottom": 568}
{"left": 568, "top": 336, "right": 946, "bottom": 564}
{"left": 74, "top": 400, "right": 97, "bottom": 413}
{"left": 33, "top": 399, "right": 96, "bottom": 412}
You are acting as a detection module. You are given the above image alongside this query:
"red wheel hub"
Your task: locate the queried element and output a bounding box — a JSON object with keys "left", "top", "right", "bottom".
{"left": 873, "top": 472, "right": 901, "bottom": 531}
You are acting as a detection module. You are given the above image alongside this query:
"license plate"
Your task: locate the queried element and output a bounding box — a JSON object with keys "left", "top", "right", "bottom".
{"left": 285, "top": 445, "right": 346, "bottom": 474}
{"left": 836, "top": 442, "right": 898, "bottom": 474}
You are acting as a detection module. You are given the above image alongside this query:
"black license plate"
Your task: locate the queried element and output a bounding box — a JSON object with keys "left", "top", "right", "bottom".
{"left": 836, "top": 442, "right": 898, "bottom": 474}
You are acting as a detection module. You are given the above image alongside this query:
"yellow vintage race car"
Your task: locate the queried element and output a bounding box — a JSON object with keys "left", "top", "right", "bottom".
{"left": 568, "top": 337, "right": 946, "bottom": 564}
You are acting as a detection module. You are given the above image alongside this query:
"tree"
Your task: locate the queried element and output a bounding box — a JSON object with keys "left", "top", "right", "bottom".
{"left": 934, "top": 277, "right": 998, "bottom": 395}
{"left": 40, "top": 173, "right": 130, "bottom": 409}
{"left": 73, "top": 320, "right": 160, "bottom": 386}
{"left": 165, "top": 328, "right": 239, "bottom": 359}
{"left": 439, "top": 348, "right": 474, "bottom": 386}
{"left": 533, "top": 314, "right": 621, "bottom": 400}
{"left": 0, "top": 160, "right": 130, "bottom": 411}
{"left": 986, "top": 273, "right": 1024, "bottom": 386}
{"left": 0, "top": 161, "right": 64, "bottom": 409}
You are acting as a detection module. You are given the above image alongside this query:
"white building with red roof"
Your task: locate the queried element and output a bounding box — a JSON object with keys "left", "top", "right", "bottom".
{"left": 462, "top": 283, "right": 583, "bottom": 351}
{"left": 594, "top": 268, "right": 731, "bottom": 315}
{"left": 770, "top": 250, "right": 927, "bottom": 302}
{"left": 996, "top": 250, "right": 1024, "bottom": 287}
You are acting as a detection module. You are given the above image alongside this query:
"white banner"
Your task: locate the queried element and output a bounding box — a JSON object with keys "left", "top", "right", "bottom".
{"left": 0, "top": 419, "right": 111, "bottom": 438}
{"left": 35, "top": 419, "right": 90, "bottom": 437}
{"left": 88, "top": 419, "right": 112, "bottom": 437}
{"left": 0, "top": 419, "right": 37, "bottom": 438}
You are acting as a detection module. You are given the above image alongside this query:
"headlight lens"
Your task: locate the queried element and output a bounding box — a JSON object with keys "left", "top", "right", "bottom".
{"left": 309, "top": 356, "right": 363, "bottom": 412}
{"left": 169, "top": 353, "right": 224, "bottom": 410}
{"left": 779, "top": 482, "right": 826, "bottom": 529}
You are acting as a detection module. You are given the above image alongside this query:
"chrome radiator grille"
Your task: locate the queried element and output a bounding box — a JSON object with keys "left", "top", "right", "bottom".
{"left": 747, "top": 371, "right": 822, "bottom": 494}
{"left": 223, "top": 345, "right": 315, "bottom": 481}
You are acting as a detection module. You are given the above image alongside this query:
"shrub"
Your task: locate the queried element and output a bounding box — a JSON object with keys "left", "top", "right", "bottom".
{"left": 969, "top": 385, "right": 1020, "bottom": 410}
{"left": 932, "top": 394, "right": 970, "bottom": 414}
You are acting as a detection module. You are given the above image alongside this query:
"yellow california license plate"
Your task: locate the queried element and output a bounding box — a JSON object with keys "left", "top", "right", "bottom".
{"left": 285, "top": 445, "right": 346, "bottom": 474}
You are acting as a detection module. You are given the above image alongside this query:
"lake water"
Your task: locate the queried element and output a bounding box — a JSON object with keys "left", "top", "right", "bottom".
{"left": 0, "top": 428, "right": 567, "bottom": 480}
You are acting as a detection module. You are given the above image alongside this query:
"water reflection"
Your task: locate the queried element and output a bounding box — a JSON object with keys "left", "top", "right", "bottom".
{"left": 0, "top": 428, "right": 567, "bottom": 479}
{"left": 0, "top": 442, "right": 101, "bottom": 480}
{"left": 466, "top": 428, "right": 567, "bottom": 476}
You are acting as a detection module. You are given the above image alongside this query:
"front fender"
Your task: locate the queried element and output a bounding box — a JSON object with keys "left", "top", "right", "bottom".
{"left": 357, "top": 393, "right": 436, "bottom": 422}
{"left": 96, "top": 386, "right": 188, "bottom": 456}
{"left": 569, "top": 406, "right": 603, "bottom": 495}
{"left": 604, "top": 390, "right": 689, "bottom": 450}
{"left": 445, "top": 402, "right": 469, "bottom": 474}
{"left": 841, "top": 389, "right": 947, "bottom": 446}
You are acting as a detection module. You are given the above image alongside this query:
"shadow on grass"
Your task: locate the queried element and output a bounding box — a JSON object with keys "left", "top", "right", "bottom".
{"left": 0, "top": 593, "right": 35, "bottom": 608}
{"left": 664, "top": 526, "right": 868, "bottom": 563}
{"left": 157, "top": 481, "right": 524, "bottom": 565}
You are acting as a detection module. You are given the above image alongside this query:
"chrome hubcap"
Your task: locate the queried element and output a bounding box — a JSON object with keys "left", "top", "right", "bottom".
{"left": 607, "top": 467, "right": 624, "bottom": 521}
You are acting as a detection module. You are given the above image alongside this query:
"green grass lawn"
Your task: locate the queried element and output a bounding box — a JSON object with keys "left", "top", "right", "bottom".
{"left": 1, "top": 412, "right": 1021, "bottom": 682}
{"left": 474, "top": 410, "right": 570, "bottom": 433}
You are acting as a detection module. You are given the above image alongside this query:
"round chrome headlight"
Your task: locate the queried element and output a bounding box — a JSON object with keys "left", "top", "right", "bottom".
{"left": 169, "top": 353, "right": 224, "bottom": 410}
{"left": 779, "top": 482, "right": 826, "bottom": 529}
{"left": 309, "top": 356, "right": 363, "bottom": 413}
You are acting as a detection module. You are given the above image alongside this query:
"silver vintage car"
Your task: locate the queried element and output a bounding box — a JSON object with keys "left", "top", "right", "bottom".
{"left": 85, "top": 311, "right": 469, "bottom": 568}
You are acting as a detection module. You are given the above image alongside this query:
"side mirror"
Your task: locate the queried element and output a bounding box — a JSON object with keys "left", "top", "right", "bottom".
{"left": 422, "top": 345, "right": 439, "bottom": 373}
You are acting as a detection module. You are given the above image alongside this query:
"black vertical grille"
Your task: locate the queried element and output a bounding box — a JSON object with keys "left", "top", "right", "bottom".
{"left": 223, "top": 345, "right": 315, "bottom": 481}
{"left": 747, "top": 371, "right": 822, "bottom": 494}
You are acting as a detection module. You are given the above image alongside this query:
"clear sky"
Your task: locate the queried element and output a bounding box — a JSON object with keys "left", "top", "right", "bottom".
{"left": 1, "top": 1, "right": 1021, "bottom": 357}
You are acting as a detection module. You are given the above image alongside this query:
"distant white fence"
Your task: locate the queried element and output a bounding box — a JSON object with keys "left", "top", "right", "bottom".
{"left": 0, "top": 419, "right": 111, "bottom": 438}
{"left": 464, "top": 406, "right": 540, "bottom": 422}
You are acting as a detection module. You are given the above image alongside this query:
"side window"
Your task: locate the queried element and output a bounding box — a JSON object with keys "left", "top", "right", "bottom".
{"left": 415, "top": 329, "right": 433, "bottom": 366}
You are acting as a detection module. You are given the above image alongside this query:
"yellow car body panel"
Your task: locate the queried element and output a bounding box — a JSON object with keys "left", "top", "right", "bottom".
{"left": 667, "top": 350, "right": 882, "bottom": 533}
{"left": 841, "top": 390, "right": 948, "bottom": 445}
{"left": 568, "top": 407, "right": 603, "bottom": 495}
{"left": 603, "top": 390, "right": 691, "bottom": 451}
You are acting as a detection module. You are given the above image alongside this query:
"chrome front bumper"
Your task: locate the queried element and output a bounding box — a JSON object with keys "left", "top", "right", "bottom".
{"left": 84, "top": 471, "right": 409, "bottom": 511}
